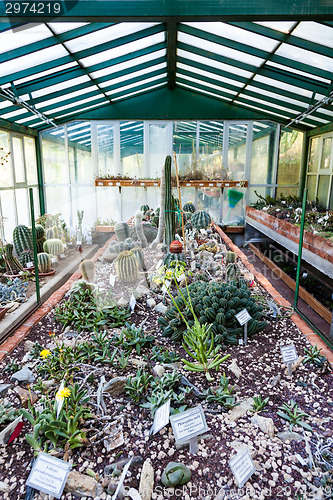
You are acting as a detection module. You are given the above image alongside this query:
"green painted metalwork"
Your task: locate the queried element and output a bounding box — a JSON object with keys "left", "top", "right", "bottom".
{"left": 29, "top": 188, "right": 40, "bottom": 304}
{"left": 307, "top": 122, "right": 333, "bottom": 137}
{"left": 294, "top": 189, "right": 307, "bottom": 309}
{"left": 299, "top": 134, "right": 310, "bottom": 196}
{"left": 35, "top": 135, "right": 45, "bottom": 216}
{"left": 166, "top": 21, "right": 177, "bottom": 89}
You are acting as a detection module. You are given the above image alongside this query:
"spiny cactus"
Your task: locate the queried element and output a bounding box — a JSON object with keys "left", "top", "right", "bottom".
{"left": 79, "top": 259, "right": 95, "bottom": 282}
{"left": 131, "top": 247, "right": 145, "bottom": 270}
{"left": 4, "top": 243, "right": 23, "bottom": 275}
{"left": 163, "top": 252, "right": 186, "bottom": 268}
{"left": 13, "top": 225, "right": 33, "bottom": 267}
{"left": 140, "top": 205, "right": 150, "bottom": 214}
{"left": 225, "top": 251, "right": 236, "bottom": 264}
{"left": 133, "top": 222, "right": 158, "bottom": 244}
{"left": 46, "top": 225, "right": 59, "bottom": 240}
{"left": 35, "top": 224, "right": 46, "bottom": 253}
{"left": 135, "top": 210, "right": 148, "bottom": 248}
{"left": 115, "top": 222, "right": 131, "bottom": 242}
{"left": 43, "top": 238, "right": 64, "bottom": 257}
{"left": 158, "top": 280, "right": 267, "bottom": 345}
{"left": 191, "top": 210, "right": 212, "bottom": 230}
{"left": 164, "top": 156, "right": 175, "bottom": 250}
{"left": 37, "top": 253, "right": 52, "bottom": 274}
{"left": 226, "top": 263, "right": 241, "bottom": 282}
{"left": 115, "top": 251, "right": 139, "bottom": 282}
{"left": 183, "top": 202, "right": 196, "bottom": 213}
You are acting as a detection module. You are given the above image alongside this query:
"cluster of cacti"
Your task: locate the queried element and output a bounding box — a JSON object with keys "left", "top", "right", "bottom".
{"left": 132, "top": 222, "right": 158, "bottom": 243}
{"left": 37, "top": 252, "right": 52, "bottom": 274}
{"left": 140, "top": 205, "right": 150, "bottom": 213}
{"left": 115, "top": 222, "right": 132, "bottom": 241}
{"left": 191, "top": 210, "right": 212, "bottom": 230}
{"left": 163, "top": 252, "right": 186, "bottom": 268}
{"left": 79, "top": 259, "right": 95, "bottom": 282}
{"left": 4, "top": 243, "right": 23, "bottom": 274}
{"left": 45, "top": 225, "right": 59, "bottom": 240}
{"left": 35, "top": 224, "right": 46, "bottom": 253}
{"left": 158, "top": 280, "right": 267, "bottom": 344}
{"left": 135, "top": 210, "right": 148, "bottom": 248}
{"left": 164, "top": 156, "right": 175, "bottom": 250}
{"left": 195, "top": 270, "right": 209, "bottom": 282}
{"left": 198, "top": 242, "right": 219, "bottom": 253}
{"left": 43, "top": 238, "right": 64, "bottom": 257}
{"left": 115, "top": 251, "right": 139, "bottom": 282}
{"left": 183, "top": 202, "right": 196, "bottom": 213}
{"left": 13, "top": 225, "right": 33, "bottom": 267}
{"left": 103, "top": 238, "right": 140, "bottom": 262}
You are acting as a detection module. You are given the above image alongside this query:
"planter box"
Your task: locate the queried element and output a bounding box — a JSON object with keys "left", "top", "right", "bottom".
{"left": 246, "top": 207, "right": 333, "bottom": 279}
{"left": 95, "top": 179, "right": 248, "bottom": 188}
{"left": 95, "top": 225, "right": 115, "bottom": 233}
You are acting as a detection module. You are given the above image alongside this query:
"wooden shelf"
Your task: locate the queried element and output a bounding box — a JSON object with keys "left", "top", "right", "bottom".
{"left": 95, "top": 179, "right": 248, "bottom": 188}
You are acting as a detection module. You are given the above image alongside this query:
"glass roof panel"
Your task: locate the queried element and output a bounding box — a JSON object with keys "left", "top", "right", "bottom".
{"left": 13, "top": 62, "right": 78, "bottom": 86}
{"left": 177, "top": 62, "right": 244, "bottom": 88}
{"left": 233, "top": 99, "right": 288, "bottom": 119}
{"left": 112, "top": 82, "right": 165, "bottom": 101}
{"left": 47, "top": 22, "right": 89, "bottom": 34}
{"left": 35, "top": 86, "right": 100, "bottom": 109}
{"left": 265, "top": 60, "right": 330, "bottom": 83}
{"left": 255, "top": 21, "right": 297, "bottom": 33}
{"left": 32, "top": 75, "right": 90, "bottom": 98}
{"left": 178, "top": 32, "right": 264, "bottom": 66}
{"left": 253, "top": 74, "right": 313, "bottom": 98}
{"left": 54, "top": 100, "right": 109, "bottom": 119}
{"left": 44, "top": 94, "right": 105, "bottom": 114}
{"left": 184, "top": 22, "right": 278, "bottom": 51}
{"left": 177, "top": 48, "right": 253, "bottom": 78}
{"left": 106, "top": 73, "right": 167, "bottom": 96}
{"left": 64, "top": 23, "right": 160, "bottom": 52}
{"left": 0, "top": 45, "right": 68, "bottom": 78}
{"left": 90, "top": 48, "right": 166, "bottom": 79}
{"left": 0, "top": 108, "right": 28, "bottom": 119}
{"left": 0, "top": 23, "right": 53, "bottom": 53}
{"left": 275, "top": 43, "right": 333, "bottom": 72}
{"left": 177, "top": 73, "right": 236, "bottom": 95}
{"left": 99, "top": 62, "right": 167, "bottom": 88}
{"left": 245, "top": 85, "right": 308, "bottom": 107}
{"left": 80, "top": 32, "right": 165, "bottom": 67}
{"left": 292, "top": 22, "right": 333, "bottom": 49}
{"left": 177, "top": 81, "right": 232, "bottom": 101}
{"left": 240, "top": 93, "right": 297, "bottom": 114}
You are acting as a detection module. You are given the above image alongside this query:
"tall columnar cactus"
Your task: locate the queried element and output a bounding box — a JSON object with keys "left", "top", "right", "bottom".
{"left": 43, "top": 238, "right": 64, "bottom": 257}
{"left": 79, "top": 259, "right": 95, "bottom": 282}
{"left": 115, "top": 222, "right": 131, "bottom": 242}
{"left": 4, "top": 243, "right": 23, "bottom": 274}
{"left": 183, "top": 202, "right": 196, "bottom": 214}
{"left": 140, "top": 205, "right": 150, "bottom": 214}
{"left": 164, "top": 155, "right": 175, "bottom": 250}
{"left": 37, "top": 253, "right": 52, "bottom": 274}
{"left": 13, "top": 225, "right": 33, "bottom": 267}
{"left": 115, "top": 251, "right": 139, "bottom": 283}
{"left": 131, "top": 247, "right": 145, "bottom": 270}
{"left": 134, "top": 210, "right": 148, "bottom": 248}
{"left": 225, "top": 251, "right": 236, "bottom": 264}
{"left": 191, "top": 210, "right": 212, "bottom": 230}
{"left": 35, "top": 224, "right": 46, "bottom": 253}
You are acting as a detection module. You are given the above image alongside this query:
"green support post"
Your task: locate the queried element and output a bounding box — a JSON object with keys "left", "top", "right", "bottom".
{"left": 299, "top": 133, "right": 309, "bottom": 197}
{"left": 294, "top": 188, "right": 307, "bottom": 309}
{"left": 36, "top": 134, "right": 45, "bottom": 215}
{"left": 29, "top": 188, "right": 40, "bottom": 304}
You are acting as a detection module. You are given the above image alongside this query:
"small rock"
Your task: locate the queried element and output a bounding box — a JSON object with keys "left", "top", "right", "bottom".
{"left": 0, "top": 384, "right": 12, "bottom": 397}
{"left": 65, "top": 471, "right": 104, "bottom": 498}
{"left": 270, "top": 374, "right": 281, "bottom": 387}
{"left": 154, "top": 303, "right": 167, "bottom": 315}
{"left": 103, "top": 424, "right": 124, "bottom": 452}
{"left": 228, "top": 398, "right": 254, "bottom": 422}
{"left": 11, "top": 367, "right": 35, "bottom": 384}
{"left": 0, "top": 481, "right": 10, "bottom": 492}
{"left": 230, "top": 442, "right": 257, "bottom": 459}
{"left": 147, "top": 298, "right": 156, "bottom": 309}
{"left": 277, "top": 431, "right": 304, "bottom": 443}
{"left": 228, "top": 359, "right": 241, "bottom": 379}
{"left": 24, "top": 340, "right": 35, "bottom": 353}
{"left": 15, "top": 387, "right": 38, "bottom": 408}
{"left": 135, "top": 284, "right": 151, "bottom": 298}
{"left": 153, "top": 365, "right": 165, "bottom": 377}
{"left": 117, "top": 296, "right": 129, "bottom": 307}
{"left": 103, "top": 377, "right": 127, "bottom": 396}
{"left": 127, "top": 488, "right": 142, "bottom": 500}
{"left": 139, "top": 459, "right": 154, "bottom": 500}
{"left": 251, "top": 415, "right": 275, "bottom": 438}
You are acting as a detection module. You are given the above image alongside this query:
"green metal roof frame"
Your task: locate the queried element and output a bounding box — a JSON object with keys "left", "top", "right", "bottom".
{"left": 0, "top": 1, "right": 332, "bottom": 133}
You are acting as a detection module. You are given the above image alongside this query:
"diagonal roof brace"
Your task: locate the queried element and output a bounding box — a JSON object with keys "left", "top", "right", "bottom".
{"left": 286, "top": 90, "right": 333, "bottom": 127}
{"left": 0, "top": 86, "right": 57, "bottom": 127}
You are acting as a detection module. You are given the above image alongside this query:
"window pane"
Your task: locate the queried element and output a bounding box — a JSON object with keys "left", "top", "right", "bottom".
{"left": 317, "top": 175, "right": 329, "bottom": 207}
{"left": 308, "top": 137, "right": 320, "bottom": 173}
{"left": 0, "top": 130, "right": 12, "bottom": 187}
{"left": 67, "top": 122, "right": 92, "bottom": 183}
{"left": 97, "top": 124, "right": 115, "bottom": 177}
{"left": 71, "top": 186, "right": 96, "bottom": 231}
{"left": 320, "top": 137, "right": 332, "bottom": 170}
{"left": 15, "top": 188, "right": 29, "bottom": 226}
{"left": 96, "top": 186, "right": 121, "bottom": 223}
{"left": 24, "top": 137, "right": 38, "bottom": 184}
{"left": 228, "top": 124, "right": 248, "bottom": 180}
{"left": 306, "top": 175, "right": 317, "bottom": 201}
{"left": 45, "top": 186, "right": 70, "bottom": 225}
{"left": 250, "top": 125, "right": 276, "bottom": 184}
{"left": 12, "top": 136, "right": 25, "bottom": 183}
{"left": 173, "top": 121, "right": 197, "bottom": 177}
{"left": 198, "top": 121, "right": 223, "bottom": 179}
{"left": 277, "top": 130, "right": 303, "bottom": 187}
{"left": 148, "top": 124, "right": 169, "bottom": 178}
{"left": 120, "top": 122, "right": 144, "bottom": 177}
{"left": 0, "top": 190, "right": 16, "bottom": 240}
{"left": 42, "top": 128, "right": 67, "bottom": 184}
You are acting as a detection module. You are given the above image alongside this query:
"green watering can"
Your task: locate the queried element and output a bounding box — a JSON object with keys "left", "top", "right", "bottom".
{"left": 225, "top": 188, "right": 244, "bottom": 222}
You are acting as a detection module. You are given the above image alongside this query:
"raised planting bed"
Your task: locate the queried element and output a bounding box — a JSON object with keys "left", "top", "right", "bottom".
{"left": 95, "top": 179, "right": 248, "bottom": 188}
{"left": 246, "top": 206, "right": 333, "bottom": 279}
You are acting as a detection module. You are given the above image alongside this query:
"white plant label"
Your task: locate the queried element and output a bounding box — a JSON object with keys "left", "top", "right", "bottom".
{"left": 60, "top": 254, "right": 66, "bottom": 259}
{"left": 0, "top": 415, "right": 22, "bottom": 445}
{"left": 229, "top": 448, "right": 256, "bottom": 488}
{"left": 235, "top": 309, "right": 251, "bottom": 326}
{"left": 26, "top": 452, "right": 72, "bottom": 499}
{"left": 191, "top": 261, "right": 196, "bottom": 271}
{"left": 26, "top": 262, "right": 34, "bottom": 269}
{"left": 177, "top": 274, "right": 185, "bottom": 283}
{"left": 161, "top": 285, "right": 168, "bottom": 295}
{"left": 152, "top": 399, "right": 170, "bottom": 435}
{"left": 112, "top": 457, "right": 133, "bottom": 500}
{"left": 170, "top": 405, "right": 208, "bottom": 444}
{"left": 129, "top": 294, "right": 136, "bottom": 312}
{"left": 156, "top": 259, "right": 163, "bottom": 270}
{"left": 109, "top": 274, "right": 116, "bottom": 287}
{"left": 51, "top": 257, "right": 57, "bottom": 264}
{"left": 280, "top": 344, "right": 298, "bottom": 364}
{"left": 56, "top": 380, "right": 65, "bottom": 418}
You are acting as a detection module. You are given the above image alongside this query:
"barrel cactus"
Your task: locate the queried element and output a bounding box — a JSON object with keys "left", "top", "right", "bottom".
{"left": 37, "top": 253, "right": 52, "bottom": 274}
{"left": 183, "top": 202, "right": 196, "bottom": 213}
{"left": 79, "top": 259, "right": 95, "bottom": 282}
{"left": 131, "top": 247, "right": 145, "bottom": 270}
{"left": 43, "top": 239, "right": 64, "bottom": 257}
{"left": 225, "top": 251, "right": 236, "bottom": 264}
{"left": 13, "top": 225, "right": 33, "bottom": 267}
{"left": 4, "top": 243, "right": 23, "bottom": 274}
{"left": 35, "top": 224, "right": 46, "bottom": 253}
{"left": 163, "top": 252, "right": 186, "bottom": 268}
{"left": 115, "top": 251, "right": 139, "bottom": 282}
{"left": 115, "top": 222, "right": 131, "bottom": 242}
{"left": 191, "top": 210, "right": 211, "bottom": 230}
{"left": 140, "top": 205, "right": 150, "bottom": 214}
{"left": 161, "top": 462, "right": 191, "bottom": 487}
{"left": 45, "top": 225, "right": 59, "bottom": 240}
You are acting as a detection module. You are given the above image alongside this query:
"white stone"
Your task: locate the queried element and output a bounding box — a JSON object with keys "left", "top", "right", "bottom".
{"left": 65, "top": 471, "right": 104, "bottom": 497}
{"left": 139, "top": 459, "right": 154, "bottom": 500}
{"left": 251, "top": 415, "right": 275, "bottom": 438}
{"left": 154, "top": 303, "right": 167, "bottom": 314}
{"left": 227, "top": 398, "right": 254, "bottom": 422}
{"left": 228, "top": 359, "right": 242, "bottom": 379}
{"left": 153, "top": 365, "right": 165, "bottom": 377}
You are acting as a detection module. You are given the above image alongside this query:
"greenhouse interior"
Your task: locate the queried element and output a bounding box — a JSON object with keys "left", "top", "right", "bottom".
{"left": 0, "top": 2, "right": 333, "bottom": 499}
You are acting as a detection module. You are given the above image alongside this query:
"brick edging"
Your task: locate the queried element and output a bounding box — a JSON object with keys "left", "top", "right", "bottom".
{"left": 213, "top": 224, "right": 333, "bottom": 364}
{"left": 0, "top": 238, "right": 112, "bottom": 361}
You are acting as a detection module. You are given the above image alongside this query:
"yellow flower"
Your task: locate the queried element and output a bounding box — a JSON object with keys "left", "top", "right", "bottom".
{"left": 56, "top": 387, "right": 71, "bottom": 400}
{"left": 40, "top": 349, "right": 51, "bottom": 359}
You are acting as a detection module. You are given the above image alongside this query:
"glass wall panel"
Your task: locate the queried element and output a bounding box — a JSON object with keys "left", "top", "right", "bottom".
{"left": 0, "top": 131, "right": 12, "bottom": 187}
{"left": 148, "top": 123, "right": 169, "bottom": 179}
{"left": 308, "top": 137, "right": 320, "bottom": 172}
{"left": 0, "top": 190, "right": 16, "bottom": 241}
{"left": 97, "top": 124, "right": 115, "bottom": 177}
{"left": 223, "top": 187, "right": 246, "bottom": 225}
{"left": 198, "top": 121, "right": 224, "bottom": 179}
{"left": 248, "top": 186, "right": 273, "bottom": 205}
{"left": 71, "top": 186, "right": 96, "bottom": 231}
{"left": 277, "top": 129, "right": 303, "bottom": 194}
{"left": 120, "top": 121, "right": 144, "bottom": 178}
{"left": 12, "top": 136, "right": 25, "bottom": 183}
{"left": 250, "top": 125, "right": 276, "bottom": 185}
{"left": 228, "top": 124, "right": 247, "bottom": 180}
{"left": 68, "top": 122, "right": 93, "bottom": 184}
{"left": 15, "top": 188, "right": 29, "bottom": 225}
{"left": 320, "top": 137, "right": 332, "bottom": 170}
{"left": 306, "top": 175, "right": 317, "bottom": 201}
{"left": 96, "top": 187, "right": 121, "bottom": 224}
{"left": 173, "top": 121, "right": 197, "bottom": 177}
{"left": 45, "top": 186, "right": 71, "bottom": 224}
{"left": 24, "top": 137, "right": 38, "bottom": 184}
{"left": 317, "top": 176, "right": 329, "bottom": 207}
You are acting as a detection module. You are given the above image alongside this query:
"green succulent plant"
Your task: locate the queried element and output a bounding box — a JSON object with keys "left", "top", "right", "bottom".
{"left": 277, "top": 399, "right": 312, "bottom": 431}
{"left": 161, "top": 462, "right": 192, "bottom": 487}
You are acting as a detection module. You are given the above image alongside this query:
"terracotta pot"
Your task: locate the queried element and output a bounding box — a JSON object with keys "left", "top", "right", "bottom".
{"left": 170, "top": 240, "right": 183, "bottom": 253}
